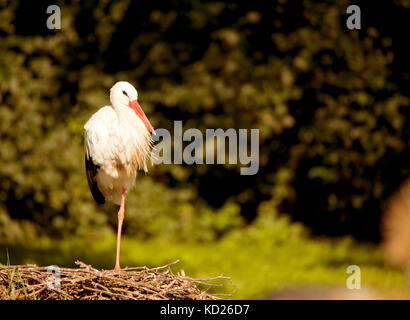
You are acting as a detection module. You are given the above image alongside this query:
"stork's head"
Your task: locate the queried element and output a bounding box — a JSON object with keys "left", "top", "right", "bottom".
{"left": 110, "top": 81, "right": 155, "bottom": 134}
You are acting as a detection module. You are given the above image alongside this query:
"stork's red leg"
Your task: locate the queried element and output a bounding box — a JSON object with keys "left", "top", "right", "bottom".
{"left": 114, "top": 188, "right": 127, "bottom": 271}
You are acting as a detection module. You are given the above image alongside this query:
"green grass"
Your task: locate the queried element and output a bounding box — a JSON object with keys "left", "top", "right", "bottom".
{"left": 0, "top": 214, "right": 407, "bottom": 299}
{"left": 0, "top": 250, "right": 31, "bottom": 300}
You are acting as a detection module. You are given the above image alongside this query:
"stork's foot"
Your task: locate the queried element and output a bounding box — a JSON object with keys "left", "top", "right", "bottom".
{"left": 112, "top": 264, "right": 122, "bottom": 272}
{"left": 111, "top": 268, "right": 125, "bottom": 273}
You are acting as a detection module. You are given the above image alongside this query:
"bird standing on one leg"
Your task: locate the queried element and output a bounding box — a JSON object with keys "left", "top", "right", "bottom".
{"left": 84, "top": 81, "right": 155, "bottom": 271}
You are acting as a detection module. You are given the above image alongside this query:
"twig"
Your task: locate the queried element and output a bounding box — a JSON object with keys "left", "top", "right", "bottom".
{"left": 0, "top": 260, "right": 234, "bottom": 300}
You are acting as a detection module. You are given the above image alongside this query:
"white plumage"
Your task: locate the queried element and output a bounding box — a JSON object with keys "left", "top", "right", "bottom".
{"left": 84, "top": 81, "right": 155, "bottom": 270}
{"left": 84, "top": 105, "right": 152, "bottom": 204}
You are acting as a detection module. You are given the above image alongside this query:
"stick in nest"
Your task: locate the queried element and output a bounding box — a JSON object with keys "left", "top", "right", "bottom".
{"left": 0, "top": 260, "right": 235, "bottom": 300}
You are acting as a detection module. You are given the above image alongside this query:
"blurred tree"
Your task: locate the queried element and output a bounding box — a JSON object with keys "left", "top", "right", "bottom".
{"left": 0, "top": 0, "right": 409, "bottom": 242}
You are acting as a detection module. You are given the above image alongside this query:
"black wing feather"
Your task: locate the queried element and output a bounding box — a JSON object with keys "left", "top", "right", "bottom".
{"left": 85, "top": 155, "right": 105, "bottom": 205}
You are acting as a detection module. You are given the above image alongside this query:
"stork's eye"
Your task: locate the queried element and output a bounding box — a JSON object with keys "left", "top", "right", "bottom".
{"left": 122, "top": 90, "right": 128, "bottom": 97}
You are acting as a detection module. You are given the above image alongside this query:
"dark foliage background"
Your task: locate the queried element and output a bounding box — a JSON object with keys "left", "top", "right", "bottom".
{"left": 0, "top": 0, "right": 409, "bottom": 243}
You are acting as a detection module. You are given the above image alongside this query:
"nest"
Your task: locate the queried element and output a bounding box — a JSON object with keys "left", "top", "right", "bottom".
{"left": 0, "top": 260, "right": 234, "bottom": 300}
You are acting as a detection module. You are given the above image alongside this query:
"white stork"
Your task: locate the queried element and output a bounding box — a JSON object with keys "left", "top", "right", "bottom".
{"left": 84, "top": 81, "right": 155, "bottom": 271}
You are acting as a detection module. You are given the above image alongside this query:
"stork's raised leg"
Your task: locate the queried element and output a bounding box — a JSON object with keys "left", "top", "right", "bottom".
{"left": 114, "top": 188, "right": 127, "bottom": 271}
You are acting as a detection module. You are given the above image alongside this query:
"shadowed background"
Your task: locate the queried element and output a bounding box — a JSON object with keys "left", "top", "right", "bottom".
{"left": 1, "top": 0, "right": 410, "bottom": 299}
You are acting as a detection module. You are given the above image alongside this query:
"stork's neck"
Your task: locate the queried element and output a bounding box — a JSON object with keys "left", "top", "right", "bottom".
{"left": 110, "top": 94, "right": 128, "bottom": 122}
{"left": 112, "top": 104, "right": 132, "bottom": 123}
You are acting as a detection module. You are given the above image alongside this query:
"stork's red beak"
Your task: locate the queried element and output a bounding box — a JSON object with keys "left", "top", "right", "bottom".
{"left": 129, "top": 100, "right": 155, "bottom": 134}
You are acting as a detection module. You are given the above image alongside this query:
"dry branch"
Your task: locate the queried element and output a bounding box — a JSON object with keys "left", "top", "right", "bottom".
{"left": 0, "top": 260, "right": 234, "bottom": 300}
